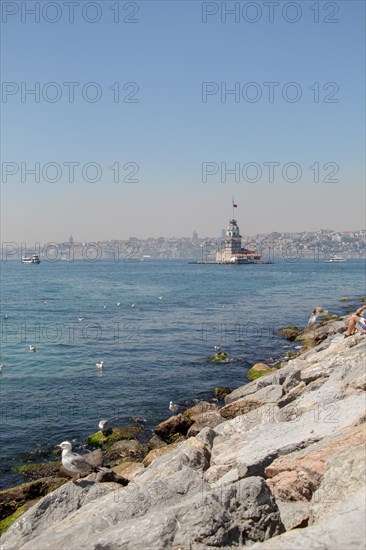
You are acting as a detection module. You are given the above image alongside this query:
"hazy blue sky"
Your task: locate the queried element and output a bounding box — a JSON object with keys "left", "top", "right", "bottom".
{"left": 1, "top": 0, "right": 365, "bottom": 243}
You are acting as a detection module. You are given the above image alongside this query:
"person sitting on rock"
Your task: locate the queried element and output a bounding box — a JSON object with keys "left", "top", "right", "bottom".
{"left": 344, "top": 305, "right": 366, "bottom": 336}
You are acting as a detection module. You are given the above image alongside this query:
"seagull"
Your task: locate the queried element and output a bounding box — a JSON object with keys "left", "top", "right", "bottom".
{"left": 98, "top": 419, "right": 109, "bottom": 434}
{"left": 3, "top": 314, "right": 9, "bottom": 320}
{"left": 116, "top": 302, "right": 121, "bottom": 306}
{"left": 131, "top": 304, "right": 135, "bottom": 308}
{"left": 308, "top": 306, "right": 329, "bottom": 326}
{"left": 29, "top": 345, "right": 36, "bottom": 352}
{"left": 158, "top": 296, "right": 163, "bottom": 300}
{"left": 103, "top": 305, "right": 107, "bottom": 309}
{"left": 96, "top": 361, "right": 104, "bottom": 369}
{"left": 169, "top": 401, "right": 181, "bottom": 414}
{"left": 0, "top": 364, "right": 4, "bottom": 375}
{"left": 43, "top": 300, "right": 48, "bottom": 304}
{"left": 56, "top": 441, "right": 99, "bottom": 481}
{"left": 77, "top": 317, "right": 85, "bottom": 322}
{"left": 214, "top": 345, "right": 221, "bottom": 352}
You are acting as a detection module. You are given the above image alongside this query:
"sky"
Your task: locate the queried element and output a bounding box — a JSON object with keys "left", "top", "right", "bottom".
{"left": 1, "top": 0, "right": 365, "bottom": 243}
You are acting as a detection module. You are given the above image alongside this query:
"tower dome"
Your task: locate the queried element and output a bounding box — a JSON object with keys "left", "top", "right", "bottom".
{"left": 226, "top": 219, "right": 241, "bottom": 238}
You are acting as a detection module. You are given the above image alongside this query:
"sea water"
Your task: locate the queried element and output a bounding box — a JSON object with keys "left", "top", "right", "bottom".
{"left": 0, "top": 258, "right": 364, "bottom": 488}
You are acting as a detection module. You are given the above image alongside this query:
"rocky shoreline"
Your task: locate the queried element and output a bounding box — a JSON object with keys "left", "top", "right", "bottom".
{"left": 1, "top": 303, "right": 365, "bottom": 549}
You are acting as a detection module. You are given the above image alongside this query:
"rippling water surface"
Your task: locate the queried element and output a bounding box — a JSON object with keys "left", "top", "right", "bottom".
{"left": 0, "top": 258, "right": 364, "bottom": 488}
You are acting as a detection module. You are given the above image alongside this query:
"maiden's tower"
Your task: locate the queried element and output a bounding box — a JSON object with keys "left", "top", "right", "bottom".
{"left": 216, "top": 217, "right": 261, "bottom": 264}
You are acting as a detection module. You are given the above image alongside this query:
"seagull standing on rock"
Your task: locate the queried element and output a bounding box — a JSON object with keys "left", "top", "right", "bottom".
{"left": 308, "top": 307, "right": 329, "bottom": 326}
{"left": 169, "top": 401, "right": 181, "bottom": 414}
{"left": 56, "top": 441, "right": 99, "bottom": 481}
{"left": 57, "top": 441, "right": 129, "bottom": 486}
{"left": 98, "top": 419, "right": 109, "bottom": 434}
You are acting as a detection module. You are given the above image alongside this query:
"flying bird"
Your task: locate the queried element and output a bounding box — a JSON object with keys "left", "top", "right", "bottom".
{"left": 308, "top": 306, "right": 329, "bottom": 326}
{"left": 56, "top": 441, "right": 99, "bottom": 481}
{"left": 29, "top": 345, "right": 36, "bottom": 352}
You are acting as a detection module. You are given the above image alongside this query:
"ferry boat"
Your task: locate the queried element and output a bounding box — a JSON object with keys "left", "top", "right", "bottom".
{"left": 21, "top": 254, "right": 41, "bottom": 264}
{"left": 326, "top": 255, "right": 346, "bottom": 263}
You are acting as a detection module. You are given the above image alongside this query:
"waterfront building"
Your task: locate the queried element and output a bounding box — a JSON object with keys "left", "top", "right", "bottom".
{"left": 216, "top": 219, "right": 261, "bottom": 264}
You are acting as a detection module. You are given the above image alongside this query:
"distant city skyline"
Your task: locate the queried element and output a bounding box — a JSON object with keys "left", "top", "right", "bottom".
{"left": 2, "top": 226, "right": 364, "bottom": 264}
{"left": 1, "top": 1, "right": 365, "bottom": 243}
{"left": 1, "top": 224, "right": 365, "bottom": 249}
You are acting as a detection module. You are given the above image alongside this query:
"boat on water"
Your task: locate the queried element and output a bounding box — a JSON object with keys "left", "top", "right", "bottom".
{"left": 326, "top": 255, "right": 346, "bottom": 263}
{"left": 21, "top": 254, "right": 41, "bottom": 264}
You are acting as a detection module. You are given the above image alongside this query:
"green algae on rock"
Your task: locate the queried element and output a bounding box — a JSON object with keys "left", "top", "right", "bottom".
{"left": 246, "top": 363, "right": 275, "bottom": 381}
{"left": 209, "top": 352, "right": 229, "bottom": 363}
{"left": 86, "top": 426, "right": 146, "bottom": 448}
{"left": 14, "top": 461, "right": 63, "bottom": 481}
{"left": 0, "top": 476, "right": 67, "bottom": 525}
{"left": 276, "top": 326, "right": 301, "bottom": 341}
{"left": 105, "top": 439, "right": 148, "bottom": 461}
{"left": 319, "top": 314, "right": 339, "bottom": 322}
{"left": 213, "top": 386, "right": 232, "bottom": 400}
{"left": 0, "top": 505, "right": 25, "bottom": 536}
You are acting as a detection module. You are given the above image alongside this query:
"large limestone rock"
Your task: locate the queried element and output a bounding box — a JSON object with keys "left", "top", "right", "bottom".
{"left": 105, "top": 439, "right": 146, "bottom": 461}
{"left": 187, "top": 411, "right": 223, "bottom": 437}
{"left": 184, "top": 401, "right": 219, "bottom": 420}
{"left": 224, "top": 381, "right": 258, "bottom": 404}
{"left": 2, "top": 474, "right": 284, "bottom": 550}
{"left": 206, "top": 393, "right": 365, "bottom": 484}
{"left": 1, "top": 481, "right": 118, "bottom": 549}
{"left": 154, "top": 413, "right": 194, "bottom": 441}
{"left": 142, "top": 441, "right": 181, "bottom": 467}
{"left": 220, "top": 385, "right": 283, "bottom": 419}
{"left": 309, "top": 441, "right": 366, "bottom": 524}
{"left": 251, "top": 498, "right": 365, "bottom": 549}
{"left": 250, "top": 440, "right": 366, "bottom": 549}
{"left": 255, "top": 365, "right": 300, "bottom": 389}
{"left": 0, "top": 477, "right": 67, "bottom": 521}
{"left": 111, "top": 461, "right": 144, "bottom": 480}
{"left": 265, "top": 423, "right": 366, "bottom": 502}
